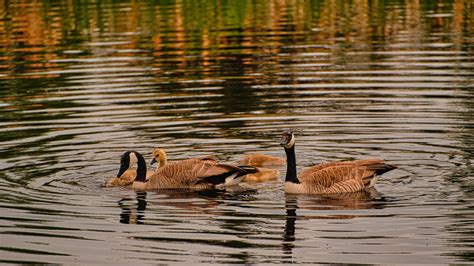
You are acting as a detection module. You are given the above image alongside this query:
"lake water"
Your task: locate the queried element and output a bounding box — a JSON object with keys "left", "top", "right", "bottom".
{"left": 0, "top": 0, "right": 473, "bottom": 264}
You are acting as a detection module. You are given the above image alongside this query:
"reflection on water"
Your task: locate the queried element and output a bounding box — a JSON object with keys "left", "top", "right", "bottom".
{"left": 119, "top": 192, "right": 148, "bottom": 225}
{"left": 282, "top": 190, "right": 384, "bottom": 256}
{"left": 1, "top": 0, "right": 474, "bottom": 264}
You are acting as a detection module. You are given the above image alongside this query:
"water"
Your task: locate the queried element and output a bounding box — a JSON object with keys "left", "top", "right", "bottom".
{"left": 1, "top": 0, "right": 473, "bottom": 264}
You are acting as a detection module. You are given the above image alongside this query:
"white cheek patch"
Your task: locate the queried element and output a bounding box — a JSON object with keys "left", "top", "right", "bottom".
{"left": 129, "top": 152, "right": 138, "bottom": 168}
{"left": 284, "top": 134, "right": 295, "bottom": 148}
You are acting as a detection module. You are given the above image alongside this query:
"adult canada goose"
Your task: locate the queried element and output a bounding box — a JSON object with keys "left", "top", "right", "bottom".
{"left": 116, "top": 151, "right": 258, "bottom": 190}
{"left": 106, "top": 148, "right": 186, "bottom": 187}
{"left": 280, "top": 130, "right": 396, "bottom": 194}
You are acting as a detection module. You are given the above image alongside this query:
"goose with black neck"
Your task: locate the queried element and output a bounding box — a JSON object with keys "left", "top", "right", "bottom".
{"left": 280, "top": 130, "right": 396, "bottom": 194}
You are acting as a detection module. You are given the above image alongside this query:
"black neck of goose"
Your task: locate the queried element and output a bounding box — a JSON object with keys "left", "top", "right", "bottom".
{"left": 135, "top": 152, "right": 147, "bottom": 183}
{"left": 284, "top": 145, "right": 300, "bottom": 184}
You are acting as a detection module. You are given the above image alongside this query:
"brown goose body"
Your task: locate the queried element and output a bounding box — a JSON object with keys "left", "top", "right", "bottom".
{"left": 237, "top": 153, "right": 285, "bottom": 168}
{"left": 284, "top": 159, "right": 395, "bottom": 194}
{"left": 132, "top": 157, "right": 255, "bottom": 190}
{"left": 280, "top": 131, "right": 396, "bottom": 194}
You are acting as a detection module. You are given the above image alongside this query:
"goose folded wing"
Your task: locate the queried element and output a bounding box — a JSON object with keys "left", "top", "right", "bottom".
{"left": 299, "top": 159, "right": 385, "bottom": 179}
{"left": 300, "top": 159, "right": 386, "bottom": 187}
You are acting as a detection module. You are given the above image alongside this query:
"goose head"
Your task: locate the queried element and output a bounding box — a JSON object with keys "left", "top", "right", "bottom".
{"left": 280, "top": 130, "right": 296, "bottom": 149}
{"left": 150, "top": 148, "right": 167, "bottom": 168}
{"left": 116, "top": 151, "right": 139, "bottom": 178}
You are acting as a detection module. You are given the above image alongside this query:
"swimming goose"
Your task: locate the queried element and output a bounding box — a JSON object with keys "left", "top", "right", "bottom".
{"left": 280, "top": 130, "right": 396, "bottom": 194}
{"left": 106, "top": 169, "right": 153, "bottom": 187}
{"left": 243, "top": 168, "right": 280, "bottom": 182}
{"left": 106, "top": 148, "right": 213, "bottom": 187}
{"left": 116, "top": 151, "right": 258, "bottom": 190}
{"left": 237, "top": 153, "right": 285, "bottom": 168}
{"left": 236, "top": 153, "right": 284, "bottom": 182}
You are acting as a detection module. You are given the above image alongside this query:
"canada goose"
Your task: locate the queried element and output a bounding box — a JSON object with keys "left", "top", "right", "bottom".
{"left": 280, "top": 130, "right": 396, "bottom": 194}
{"left": 116, "top": 151, "right": 258, "bottom": 190}
{"left": 237, "top": 153, "right": 285, "bottom": 167}
{"left": 234, "top": 153, "right": 284, "bottom": 182}
{"left": 106, "top": 148, "right": 206, "bottom": 187}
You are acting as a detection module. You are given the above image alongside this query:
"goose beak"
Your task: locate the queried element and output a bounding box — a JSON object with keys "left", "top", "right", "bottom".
{"left": 150, "top": 158, "right": 157, "bottom": 165}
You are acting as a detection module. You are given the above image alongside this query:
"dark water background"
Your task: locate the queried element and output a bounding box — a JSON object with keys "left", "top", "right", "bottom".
{"left": 0, "top": 0, "right": 473, "bottom": 264}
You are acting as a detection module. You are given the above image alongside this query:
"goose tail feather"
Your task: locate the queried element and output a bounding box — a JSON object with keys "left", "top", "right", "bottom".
{"left": 368, "top": 163, "right": 397, "bottom": 176}
{"left": 236, "top": 165, "right": 259, "bottom": 174}
{"left": 198, "top": 165, "right": 258, "bottom": 187}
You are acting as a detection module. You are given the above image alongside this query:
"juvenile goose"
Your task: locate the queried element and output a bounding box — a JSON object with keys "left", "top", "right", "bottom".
{"left": 235, "top": 153, "right": 284, "bottom": 182}
{"left": 243, "top": 168, "right": 280, "bottom": 182}
{"left": 106, "top": 164, "right": 154, "bottom": 187}
{"left": 237, "top": 153, "right": 285, "bottom": 168}
{"left": 280, "top": 130, "right": 396, "bottom": 194}
{"left": 150, "top": 148, "right": 217, "bottom": 169}
{"left": 116, "top": 151, "right": 258, "bottom": 190}
{"left": 106, "top": 169, "right": 153, "bottom": 187}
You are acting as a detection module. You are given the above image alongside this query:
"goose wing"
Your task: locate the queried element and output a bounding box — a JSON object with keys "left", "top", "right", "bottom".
{"left": 151, "top": 158, "right": 257, "bottom": 187}
{"left": 300, "top": 159, "right": 385, "bottom": 178}
{"left": 299, "top": 159, "right": 395, "bottom": 192}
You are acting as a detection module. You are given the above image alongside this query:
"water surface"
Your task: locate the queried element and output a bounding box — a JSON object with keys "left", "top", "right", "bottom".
{"left": 1, "top": 0, "right": 473, "bottom": 264}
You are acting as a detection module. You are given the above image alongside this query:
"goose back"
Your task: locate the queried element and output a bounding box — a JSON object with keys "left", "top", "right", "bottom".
{"left": 295, "top": 159, "right": 395, "bottom": 194}
{"left": 133, "top": 158, "right": 256, "bottom": 190}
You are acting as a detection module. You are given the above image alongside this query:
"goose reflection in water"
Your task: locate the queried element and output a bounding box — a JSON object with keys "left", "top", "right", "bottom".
{"left": 117, "top": 188, "right": 258, "bottom": 224}
{"left": 282, "top": 188, "right": 386, "bottom": 255}
{"left": 118, "top": 191, "right": 148, "bottom": 224}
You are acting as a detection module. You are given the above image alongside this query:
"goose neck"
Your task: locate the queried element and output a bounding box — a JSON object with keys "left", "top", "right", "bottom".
{"left": 159, "top": 154, "right": 167, "bottom": 168}
{"left": 135, "top": 153, "right": 148, "bottom": 182}
{"left": 284, "top": 146, "right": 300, "bottom": 184}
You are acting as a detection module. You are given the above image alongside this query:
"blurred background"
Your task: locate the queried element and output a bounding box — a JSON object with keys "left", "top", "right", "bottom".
{"left": 0, "top": 0, "right": 473, "bottom": 264}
